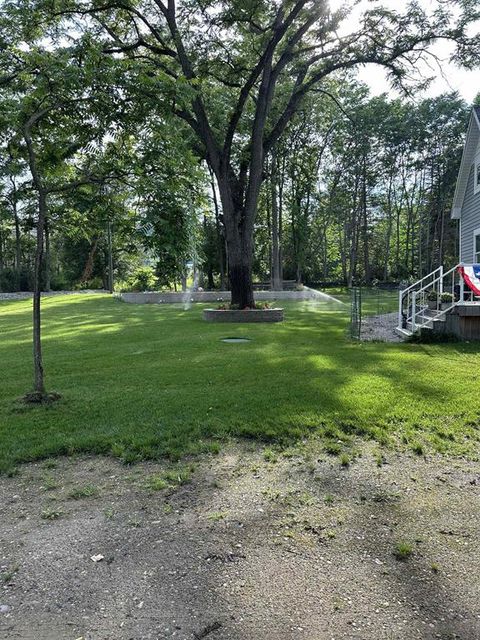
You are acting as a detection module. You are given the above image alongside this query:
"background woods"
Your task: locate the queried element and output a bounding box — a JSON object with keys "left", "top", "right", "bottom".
{"left": 0, "top": 79, "right": 473, "bottom": 295}
{"left": 1, "top": 0, "right": 479, "bottom": 297}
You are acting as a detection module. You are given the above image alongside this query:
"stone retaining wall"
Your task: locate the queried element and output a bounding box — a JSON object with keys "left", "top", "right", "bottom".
{"left": 119, "top": 286, "right": 341, "bottom": 305}
{"left": 0, "top": 290, "right": 109, "bottom": 301}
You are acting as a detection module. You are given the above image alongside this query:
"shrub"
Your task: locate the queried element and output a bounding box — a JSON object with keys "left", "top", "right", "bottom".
{"left": 49, "top": 274, "right": 69, "bottom": 291}
{"left": 426, "top": 290, "right": 438, "bottom": 302}
{"left": 216, "top": 301, "right": 272, "bottom": 310}
{"left": 125, "top": 266, "right": 157, "bottom": 292}
{"left": 440, "top": 292, "right": 454, "bottom": 303}
{"left": 0, "top": 267, "right": 32, "bottom": 292}
{"left": 407, "top": 330, "right": 459, "bottom": 344}
{"left": 74, "top": 277, "right": 104, "bottom": 290}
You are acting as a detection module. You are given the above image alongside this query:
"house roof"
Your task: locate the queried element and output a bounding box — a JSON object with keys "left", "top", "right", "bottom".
{"left": 452, "top": 107, "right": 480, "bottom": 219}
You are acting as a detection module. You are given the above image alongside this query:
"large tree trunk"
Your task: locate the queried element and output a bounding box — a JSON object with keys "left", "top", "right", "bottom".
{"left": 227, "top": 235, "right": 255, "bottom": 308}
{"left": 215, "top": 172, "right": 256, "bottom": 308}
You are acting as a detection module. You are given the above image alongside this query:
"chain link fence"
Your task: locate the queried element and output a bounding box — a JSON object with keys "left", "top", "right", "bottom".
{"left": 349, "top": 287, "right": 399, "bottom": 340}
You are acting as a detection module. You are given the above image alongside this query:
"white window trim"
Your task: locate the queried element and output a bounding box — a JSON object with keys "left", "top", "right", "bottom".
{"left": 475, "top": 152, "right": 480, "bottom": 196}
{"left": 473, "top": 227, "right": 480, "bottom": 264}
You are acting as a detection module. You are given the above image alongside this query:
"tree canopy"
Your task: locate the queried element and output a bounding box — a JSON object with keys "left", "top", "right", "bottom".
{"left": 0, "top": 0, "right": 479, "bottom": 396}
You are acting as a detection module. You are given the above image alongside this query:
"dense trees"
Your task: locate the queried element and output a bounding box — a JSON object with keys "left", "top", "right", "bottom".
{"left": 9, "top": 0, "right": 476, "bottom": 307}
{"left": 0, "top": 0, "right": 480, "bottom": 398}
{"left": 0, "top": 79, "right": 474, "bottom": 295}
{"left": 0, "top": 76, "right": 473, "bottom": 296}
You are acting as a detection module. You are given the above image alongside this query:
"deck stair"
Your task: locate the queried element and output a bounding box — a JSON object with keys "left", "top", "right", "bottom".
{"left": 396, "top": 263, "right": 474, "bottom": 337}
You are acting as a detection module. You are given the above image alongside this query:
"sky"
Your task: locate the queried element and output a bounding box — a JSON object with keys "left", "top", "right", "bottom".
{"left": 329, "top": 0, "right": 480, "bottom": 104}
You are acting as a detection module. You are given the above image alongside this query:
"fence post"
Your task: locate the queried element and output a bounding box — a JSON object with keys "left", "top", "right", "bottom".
{"left": 350, "top": 287, "right": 362, "bottom": 340}
{"left": 398, "top": 289, "right": 403, "bottom": 329}
{"left": 411, "top": 291, "right": 416, "bottom": 333}
{"left": 359, "top": 287, "right": 362, "bottom": 336}
{"left": 439, "top": 265, "right": 444, "bottom": 296}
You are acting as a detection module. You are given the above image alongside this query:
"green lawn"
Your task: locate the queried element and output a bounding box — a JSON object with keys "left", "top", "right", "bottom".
{"left": 0, "top": 294, "right": 479, "bottom": 473}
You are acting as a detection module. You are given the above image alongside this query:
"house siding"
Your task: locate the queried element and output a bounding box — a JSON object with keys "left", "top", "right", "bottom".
{"left": 460, "top": 165, "right": 480, "bottom": 263}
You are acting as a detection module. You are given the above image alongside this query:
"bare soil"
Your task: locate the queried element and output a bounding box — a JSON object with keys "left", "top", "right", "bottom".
{"left": 1, "top": 443, "right": 479, "bottom": 640}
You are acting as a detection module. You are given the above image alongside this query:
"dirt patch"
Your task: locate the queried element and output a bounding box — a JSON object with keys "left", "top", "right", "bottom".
{"left": 0, "top": 444, "right": 479, "bottom": 639}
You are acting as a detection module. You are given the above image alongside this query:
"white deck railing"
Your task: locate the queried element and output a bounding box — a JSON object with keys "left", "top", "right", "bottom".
{"left": 397, "top": 263, "right": 476, "bottom": 335}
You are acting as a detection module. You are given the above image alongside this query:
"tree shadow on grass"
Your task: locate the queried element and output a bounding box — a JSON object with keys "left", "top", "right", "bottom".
{"left": 1, "top": 296, "right": 480, "bottom": 471}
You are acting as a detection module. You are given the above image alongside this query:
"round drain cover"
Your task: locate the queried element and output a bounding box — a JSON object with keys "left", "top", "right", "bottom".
{"left": 221, "top": 337, "right": 251, "bottom": 343}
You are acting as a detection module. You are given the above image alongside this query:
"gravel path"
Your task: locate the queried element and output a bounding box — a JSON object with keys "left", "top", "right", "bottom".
{"left": 0, "top": 444, "right": 479, "bottom": 640}
{"left": 360, "top": 312, "right": 403, "bottom": 342}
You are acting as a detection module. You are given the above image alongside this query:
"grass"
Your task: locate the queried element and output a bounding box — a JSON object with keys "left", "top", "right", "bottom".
{"left": 339, "top": 453, "right": 351, "bottom": 467}
{"left": 0, "top": 293, "right": 480, "bottom": 474}
{"left": 393, "top": 541, "right": 414, "bottom": 561}
{"left": 1, "top": 565, "right": 19, "bottom": 584}
{"left": 323, "top": 286, "right": 399, "bottom": 316}
{"left": 207, "top": 511, "right": 228, "bottom": 521}
{"left": 144, "top": 475, "right": 170, "bottom": 492}
{"left": 143, "top": 464, "right": 194, "bottom": 491}
{"left": 68, "top": 484, "right": 98, "bottom": 499}
{"left": 40, "top": 507, "right": 64, "bottom": 520}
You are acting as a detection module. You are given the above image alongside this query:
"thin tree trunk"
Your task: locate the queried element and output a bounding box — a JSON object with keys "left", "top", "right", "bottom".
{"left": 0, "top": 226, "right": 4, "bottom": 290}
{"left": 11, "top": 178, "right": 22, "bottom": 291}
{"left": 24, "top": 120, "right": 48, "bottom": 397}
{"left": 33, "top": 190, "right": 47, "bottom": 395}
{"left": 81, "top": 237, "right": 99, "bottom": 283}
{"left": 44, "top": 219, "right": 51, "bottom": 292}
{"left": 209, "top": 171, "right": 227, "bottom": 290}
{"left": 383, "top": 175, "right": 393, "bottom": 281}
{"left": 271, "top": 157, "right": 282, "bottom": 291}
{"left": 107, "top": 221, "right": 114, "bottom": 293}
{"left": 278, "top": 156, "right": 284, "bottom": 286}
{"left": 361, "top": 155, "right": 371, "bottom": 284}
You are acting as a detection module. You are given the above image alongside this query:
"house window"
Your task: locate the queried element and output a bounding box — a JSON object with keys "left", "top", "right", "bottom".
{"left": 475, "top": 154, "right": 480, "bottom": 195}
{"left": 475, "top": 229, "right": 480, "bottom": 263}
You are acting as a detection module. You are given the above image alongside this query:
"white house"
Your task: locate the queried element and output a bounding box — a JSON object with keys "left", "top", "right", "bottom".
{"left": 397, "top": 106, "right": 480, "bottom": 339}
{"left": 451, "top": 105, "right": 480, "bottom": 263}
